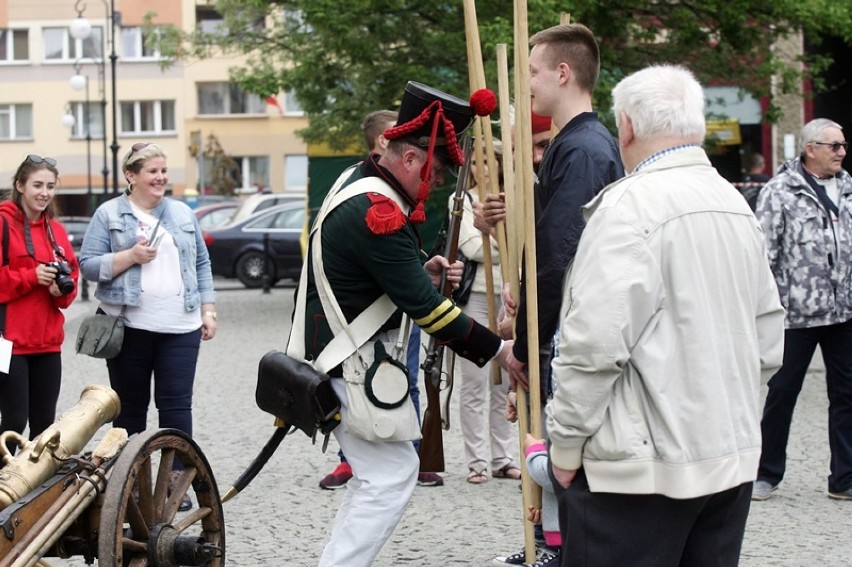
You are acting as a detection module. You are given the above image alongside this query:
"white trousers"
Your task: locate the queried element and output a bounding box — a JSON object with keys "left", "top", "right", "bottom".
{"left": 318, "top": 379, "right": 419, "bottom": 567}
{"left": 458, "top": 291, "right": 516, "bottom": 473}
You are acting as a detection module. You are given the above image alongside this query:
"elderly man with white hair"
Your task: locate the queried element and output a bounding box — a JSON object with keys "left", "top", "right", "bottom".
{"left": 544, "top": 64, "right": 786, "bottom": 566}
{"left": 753, "top": 117, "right": 852, "bottom": 502}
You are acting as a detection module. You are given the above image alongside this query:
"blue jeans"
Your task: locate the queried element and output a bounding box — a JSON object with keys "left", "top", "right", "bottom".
{"left": 339, "top": 325, "right": 422, "bottom": 462}
{"left": 758, "top": 319, "right": 852, "bottom": 492}
{"left": 106, "top": 326, "right": 201, "bottom": 438}
{"left": 407, "top": 325, "right": 422, "bottom": 451}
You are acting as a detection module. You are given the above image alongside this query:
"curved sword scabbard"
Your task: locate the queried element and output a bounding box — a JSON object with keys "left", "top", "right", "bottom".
{"left": 222, "top": 424, "right": 290, "bottom": 503}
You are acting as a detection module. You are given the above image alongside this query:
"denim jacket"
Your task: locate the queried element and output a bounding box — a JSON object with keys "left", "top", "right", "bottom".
{"left": 79, "top": 194, "right": 215, "bottom": 310}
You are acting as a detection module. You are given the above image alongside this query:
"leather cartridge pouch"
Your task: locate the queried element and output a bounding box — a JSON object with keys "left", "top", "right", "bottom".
{"left": 255, "top": 350, "right": 341, "bottom": 439}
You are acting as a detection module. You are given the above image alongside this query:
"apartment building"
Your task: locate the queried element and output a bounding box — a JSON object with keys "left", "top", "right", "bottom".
{"left": 0, "top": 0, "right": 308, "bottom": 216}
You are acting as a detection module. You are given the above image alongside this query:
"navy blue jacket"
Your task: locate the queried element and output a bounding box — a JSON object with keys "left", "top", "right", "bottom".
{"left": 514, "top": 112, "right": 624, "bottom": 364}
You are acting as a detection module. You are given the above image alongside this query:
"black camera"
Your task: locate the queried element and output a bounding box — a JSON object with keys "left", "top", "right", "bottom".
{"left": 45, "top": 261, "right": 74, "bottom": 295}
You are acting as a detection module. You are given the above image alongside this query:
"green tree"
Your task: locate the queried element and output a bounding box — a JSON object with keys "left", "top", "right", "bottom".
{"left": 149, "top": 0, "right": 852, "bottom": 148}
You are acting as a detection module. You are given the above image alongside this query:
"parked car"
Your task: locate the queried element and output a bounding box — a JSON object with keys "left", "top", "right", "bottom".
{"left": 195, "top": 201, "right": 239, "bottom": 230}
{"left": 228, "top": 192, "right": 303, "bottom": 225}
{"left": 203, "top": 202, "right": 304, "bottom": 288}
{"left": 57, "top": 216, "right": 92, "bottom": 251}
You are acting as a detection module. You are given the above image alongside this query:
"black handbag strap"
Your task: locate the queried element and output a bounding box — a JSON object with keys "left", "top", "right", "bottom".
{"left": 802, "top": 170, "right": 840, "bottom": 218}
{"left": 0, "top": 215, "right": 8, "bottom": 335}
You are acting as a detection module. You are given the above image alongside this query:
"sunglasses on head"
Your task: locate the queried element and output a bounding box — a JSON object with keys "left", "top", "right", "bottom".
{"left": 812, "top": 141, "right": 848, "bottom": 153}
{"left": 27, "top": 154, "right": 57, "bottom": 167}
{"left": 129, "top": 142, "right": 151, "bottom": 156}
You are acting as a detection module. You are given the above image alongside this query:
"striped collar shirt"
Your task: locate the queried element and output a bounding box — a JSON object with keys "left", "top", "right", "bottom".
{"left": 633, "top": 144, "right": 701, "bottom": 174}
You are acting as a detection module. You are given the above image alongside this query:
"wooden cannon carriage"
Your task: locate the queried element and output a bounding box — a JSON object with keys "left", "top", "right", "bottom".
{"left": 0, "top": 385, "right": 225, "bottom": 566}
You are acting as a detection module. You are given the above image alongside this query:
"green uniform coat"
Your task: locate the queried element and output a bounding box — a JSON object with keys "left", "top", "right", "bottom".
{"left": 301, "top": 156, "right": 501, "bottom": 373}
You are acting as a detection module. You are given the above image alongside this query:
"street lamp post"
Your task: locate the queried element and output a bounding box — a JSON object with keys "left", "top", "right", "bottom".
{"left": 70, "top": 0, "right": 120, "bottom": 195}
{"left": 70, "top": 63, "right": 92, "bottom": 214}
{"left": 70, "top": 59, "right": 107, "bottom": 212}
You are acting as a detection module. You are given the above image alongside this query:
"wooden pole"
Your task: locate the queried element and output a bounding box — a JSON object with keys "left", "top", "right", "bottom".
{"left": 463, "top": 0, "right": 504, "bottom": 386}
{"left": 496, "top": 44, "right": 520, "bottom": 295}
{"left": 514, "top": 0, "right": 541, "bottom": 436}
{"left": 514, "top": 0, "right": 542, "bottom": 562}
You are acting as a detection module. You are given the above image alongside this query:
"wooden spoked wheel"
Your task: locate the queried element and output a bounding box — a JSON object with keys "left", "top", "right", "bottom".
{"left": 98, "top": 428, "right": 225, "bottom": 566}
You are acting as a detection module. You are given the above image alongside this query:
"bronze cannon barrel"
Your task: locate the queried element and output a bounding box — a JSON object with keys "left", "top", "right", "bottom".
{"left": 0, "top": 384, "right": 120, "bottom": 511}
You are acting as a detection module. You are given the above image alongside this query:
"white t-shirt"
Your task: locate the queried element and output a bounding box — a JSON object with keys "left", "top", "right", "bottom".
{"left": 101, "top": 204, "right": 201, "bottom": 333}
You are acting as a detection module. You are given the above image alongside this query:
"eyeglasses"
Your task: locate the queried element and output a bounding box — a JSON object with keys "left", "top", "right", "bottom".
{"left": 27, "top": 154, "right": 57, "bottom": 167}
{"left": 812, "top": 141, "right": 848, "bottom": 153}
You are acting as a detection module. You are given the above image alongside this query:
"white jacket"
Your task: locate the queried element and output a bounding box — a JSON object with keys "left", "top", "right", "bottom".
{"left": 545, "top": 147, "right": 785, "bottom": 499}
{"left": 452, "top": 191, "right": 503, "bottom": 295}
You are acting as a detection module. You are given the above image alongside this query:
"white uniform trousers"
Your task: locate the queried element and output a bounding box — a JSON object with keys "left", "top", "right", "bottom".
{"left": 458, "top": 291, "right": 516, "bottom": 473}
{"left": 319, "top": 379, "right": 419, "bottom": 567}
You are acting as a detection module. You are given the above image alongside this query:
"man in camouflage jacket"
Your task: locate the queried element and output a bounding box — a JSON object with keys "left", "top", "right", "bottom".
{"left": 754, "top": 117, "right": 852, "bottom": 501}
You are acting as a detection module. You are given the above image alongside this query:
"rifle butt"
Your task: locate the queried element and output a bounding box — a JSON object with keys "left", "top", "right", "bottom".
{"left": 417, "top": 397, "right": 445, "bottom": 473}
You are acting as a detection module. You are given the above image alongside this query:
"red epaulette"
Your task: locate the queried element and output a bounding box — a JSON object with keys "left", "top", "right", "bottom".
{"left": 364, "top": 193, "right": 406, "bottom": 235}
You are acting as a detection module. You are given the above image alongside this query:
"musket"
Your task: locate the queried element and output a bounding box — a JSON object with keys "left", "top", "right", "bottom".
{"left": 418, "top": 135, "right": 474, "bottom": 473}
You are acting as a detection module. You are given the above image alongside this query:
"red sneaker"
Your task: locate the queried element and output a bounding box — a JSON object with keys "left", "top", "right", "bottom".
{"left": 319, "top": 462, "right": 353, "bottom": 490}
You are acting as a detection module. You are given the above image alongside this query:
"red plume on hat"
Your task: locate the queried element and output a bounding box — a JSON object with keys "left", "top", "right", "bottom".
{"left": 384, "top": 85, "right": 497, "bottom": 223}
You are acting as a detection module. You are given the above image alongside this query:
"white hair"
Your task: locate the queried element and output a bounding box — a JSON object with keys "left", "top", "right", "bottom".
{"left": 612, "top": 64, "right": 706, "bottom": 141}
{"left": 799, "top": 118, "right": 843, "bottom": 154}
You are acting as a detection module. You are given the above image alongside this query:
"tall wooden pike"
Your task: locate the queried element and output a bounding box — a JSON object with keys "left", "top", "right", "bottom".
{"left": 463, "top": 0, "right": 505, "bottom": 386}
{"left": 513, "top": 0, "right": 543, "bottom": 562}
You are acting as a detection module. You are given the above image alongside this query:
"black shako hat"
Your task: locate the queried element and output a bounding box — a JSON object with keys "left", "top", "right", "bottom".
{"left": 386, "top": 81, "right": 475, "bottom": 166}
{"left": 383, "top": 81, "right": 477, "bottom": 223}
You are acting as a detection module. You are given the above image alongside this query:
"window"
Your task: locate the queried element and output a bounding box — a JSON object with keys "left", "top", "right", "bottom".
{"left": 196, "top": 5, "right": 264, "bottom": 35}
{"left": 197, "top": 83, "right": 266, "bottom": 115}
{"left": 119, "top": 100, "right": 176, "bottom": 134}
{"left": 121, "top": 26, "right": 161, "bottom": 59}
{"left": 43, "top": 26, "right": 103, "bottom": 61}
{"left": 201, "top": 155, "right": 270, "bottom": 193}
{"left": 196, "top": 6, "right": 226, "bottom": 35}
{"left": 237, "top": 156, "right": 270, "bottom": 192}
{"left": 284, "top": 155, "right": 308, "bottom": 192}
{"left": 284, "top": 90, "right": 304, "bottom": 116}
{"left": 0, "top": 104, "right": 33, "bottom": 140}
{"left": 0, "top": 29, "right": 29, "bottom": 61}
{"left": 69, "top": 102, "right": 104, "bottom": 139}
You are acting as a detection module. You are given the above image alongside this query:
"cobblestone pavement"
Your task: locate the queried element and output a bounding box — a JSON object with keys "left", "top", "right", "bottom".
{"left": 49, "top": 279, "right": 852, "bottom": 566}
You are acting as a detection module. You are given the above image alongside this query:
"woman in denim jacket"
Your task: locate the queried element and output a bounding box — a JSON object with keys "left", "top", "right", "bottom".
{"left": 79, "top": 142, "right": 216, "bottom": 511}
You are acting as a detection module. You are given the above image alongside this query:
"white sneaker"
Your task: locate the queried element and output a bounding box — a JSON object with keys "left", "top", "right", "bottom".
{"left": 493, "top": 546, "right": 541, "bottom": 566}
{"left": 751, "top": 480, "right": 777, "bottom": 501}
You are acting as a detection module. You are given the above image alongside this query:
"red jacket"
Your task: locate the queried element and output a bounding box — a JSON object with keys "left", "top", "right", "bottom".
{"left": 0, "top": 201, "right": 79, "bottom": 355}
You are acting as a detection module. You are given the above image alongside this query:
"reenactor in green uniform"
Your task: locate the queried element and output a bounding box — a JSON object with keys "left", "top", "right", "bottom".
{"left": 300, "top": 81, "right": 513, "bottom": 566}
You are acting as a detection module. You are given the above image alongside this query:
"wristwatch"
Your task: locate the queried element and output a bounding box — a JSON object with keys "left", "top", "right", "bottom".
{"left": 203, "top": 310, "right": 217, "bottom": 320}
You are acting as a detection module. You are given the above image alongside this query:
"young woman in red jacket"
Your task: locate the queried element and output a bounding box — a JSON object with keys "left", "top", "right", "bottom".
{"left": 0, "top": 155, "right": 79, "bottom": 455}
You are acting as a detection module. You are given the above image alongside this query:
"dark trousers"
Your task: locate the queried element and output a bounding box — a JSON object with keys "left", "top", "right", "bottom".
{"left": 0, "top": 353, "right": 62, "bottom": 454}
{"left": 556, "top": 469, "right": 751, "bottom": 567}
{"left": 757, "top": 320, "right": 852, "bottom": 492}
{"left": 106, "top": 326, "right": 201, "bottom": 438}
